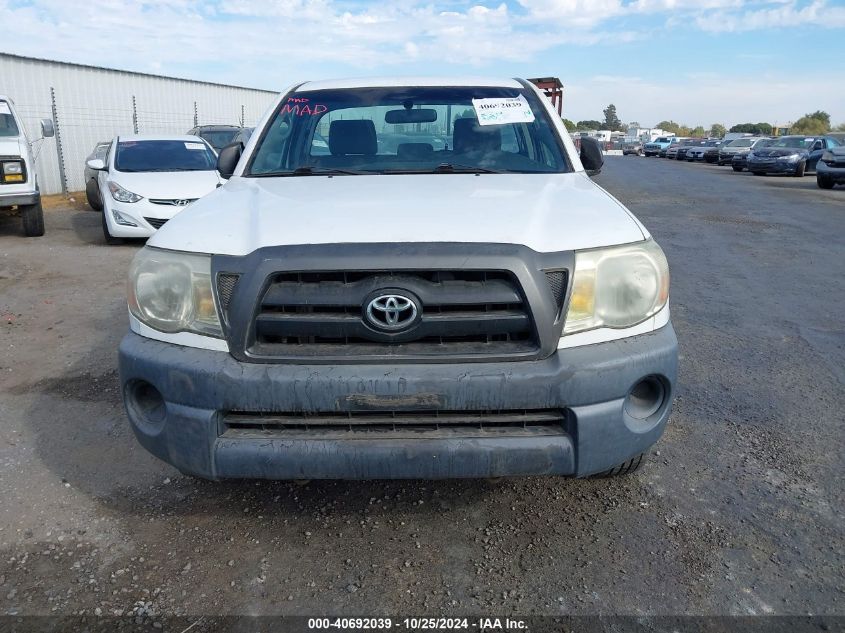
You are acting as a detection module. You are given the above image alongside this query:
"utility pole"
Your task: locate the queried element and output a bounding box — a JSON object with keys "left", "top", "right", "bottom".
{"left": 132, "top": 95, "right": 139, "bottom": 134}
{"left": 49, "top": 87, "right": 68, "bottom": 195}
{"left": 193, "top": 101, "right": 198, "bottom": 127}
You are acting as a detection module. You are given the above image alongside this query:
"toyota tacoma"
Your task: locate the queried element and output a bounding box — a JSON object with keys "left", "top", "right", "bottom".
{"left": 119, "top": 77, "right": 678, "bottom": 480}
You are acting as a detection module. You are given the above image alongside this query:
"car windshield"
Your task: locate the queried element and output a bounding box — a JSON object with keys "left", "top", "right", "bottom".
{"left": 728, "top": 139, "right": 754, "bottom": 148}
{"left": 115, "top": 140, "right": 217, "bottom": 172}
{"left": 247, "top": 86, "right": 570, "bottom": 176}
{"left": 200, "top": 130, "right": 240, "bottom": 150}
{"left": 0, "top": 102, "right": 20, "bottom": 137}
{"left": 769, "top": 137, "right": 814, "bottom": 149}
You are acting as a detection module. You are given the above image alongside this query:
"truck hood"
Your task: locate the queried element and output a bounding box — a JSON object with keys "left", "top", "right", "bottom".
{"left": 107, "top": 169, "right": 221, "bottom": 200}
{"left": 148, "top": 172, "right": 647, "bottom": 256}
{"left": 0, "top": 136, "right": 24, "bottom": 157}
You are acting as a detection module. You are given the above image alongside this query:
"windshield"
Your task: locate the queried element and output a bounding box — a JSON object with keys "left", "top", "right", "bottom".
{"left": 769, "top": 137, "right": 815, "bottom": 149}
{"left": 728, "top": 139, "right": 754, "bottom": 148}
{"left": 0, "top": 102, "right": 20, "bottom": 138}
{"left": 115, "top": 140, "right": 217, "bottom": 172}
{"left": 199, "top": 130, "right": 240, "bottom": 150}
{"left": 247, "top": 86, "right": 570, "bottom": 176}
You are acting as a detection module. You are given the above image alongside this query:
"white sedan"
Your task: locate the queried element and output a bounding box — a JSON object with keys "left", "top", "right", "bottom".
{"left": 87, "top": 135, "right": 223, "bottom": 244}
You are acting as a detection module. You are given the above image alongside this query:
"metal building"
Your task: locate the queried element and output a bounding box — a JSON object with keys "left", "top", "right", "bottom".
{"left": 0, "top": 52, "right": 277, "bottom": 195}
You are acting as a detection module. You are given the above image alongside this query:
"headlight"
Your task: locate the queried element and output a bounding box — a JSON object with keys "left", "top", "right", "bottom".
{"left": 127, "top": 248, "right": 223, "bottom": 338}
{"left": 776, "top": 153, "right": 800, "bottom": 162}
{"left": 822, "top": 151, "right": 835, "bottom": 164}
{"left": 108, "top": 181, "right": 143, "bottom": 203}
{"left": 563, "top": 239, "right": 670, "bottom": 335}
{"left": 2, "top": 160, "right": 24, "bottom": 181}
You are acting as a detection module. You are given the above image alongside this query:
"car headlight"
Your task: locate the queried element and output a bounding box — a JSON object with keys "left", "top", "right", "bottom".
{"left": 127, "top": 247, "right": 223, "bottom": 338}
{"left": 108, "top": 181, "right": 143, "bottom": 203}
{"left": 776, "top": 153, "right": 800, "bottom": 162}
{"left": 2, "top": 160, "right": 24, "bottom": 181}
{"left": 563, "top": 239, "right": 670, "bottom": 335}
{"left": 822, "top": 151, "right": 835, "bottom": 164}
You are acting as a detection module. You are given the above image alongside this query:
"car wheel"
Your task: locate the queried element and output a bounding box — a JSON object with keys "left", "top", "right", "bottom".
{"left": 85, "top": 179, "right": 103, "bottom": 211}
{"left": 591, "top": 453, "right": 645, "bottom": 478}
{"left": 21, "top": 202, "right": 45, "bottom": 237}
{"left": 817, "top": 176, "right": 835, "bottom": 189}
{"left": 101, "top": 210, "right": 123, "bottom": 245}
{"left": 794, "top": 161, "right": 806, "bottom": 177}
{"left": 732, "top": 165, "right": 744, "bottom": 172}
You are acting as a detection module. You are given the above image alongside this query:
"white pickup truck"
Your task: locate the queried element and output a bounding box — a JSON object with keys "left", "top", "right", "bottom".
{"left": 119, "top": 77, "right": 678, "bottom": 481}
{"left": 0, "top": 95, "right": 54, "bottom": 236}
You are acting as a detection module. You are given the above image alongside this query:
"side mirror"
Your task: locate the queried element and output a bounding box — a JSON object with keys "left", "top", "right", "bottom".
{"left": 86, "top": 158, "right": 106, "bottom": 171}
{"left": 580, "top": 137, "right": 604, "bottom": 176}
{"left": 217, "top": 142, "right": 243, "bottom": 179}
{"left": 40, "top": 119, "right": 55, "bottom": 138}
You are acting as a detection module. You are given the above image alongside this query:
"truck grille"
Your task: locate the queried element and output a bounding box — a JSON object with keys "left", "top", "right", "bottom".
{"left": 221, "top": 409, "right": 567, "bottom": 439}
{"left": 246, "top": 270, "right": 540, "bottom": 358}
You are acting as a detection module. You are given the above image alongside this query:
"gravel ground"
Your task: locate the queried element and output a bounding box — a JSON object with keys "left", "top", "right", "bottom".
{"left": 0, "top": 159, "right": 843, "bottom": 627}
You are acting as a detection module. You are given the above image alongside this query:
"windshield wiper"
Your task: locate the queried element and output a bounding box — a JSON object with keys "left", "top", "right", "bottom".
{"left": 251, "top": 167, "right": 369, "bottom": 177}
{"left": 432, "top": 163, "right": 502, "bottom": 174}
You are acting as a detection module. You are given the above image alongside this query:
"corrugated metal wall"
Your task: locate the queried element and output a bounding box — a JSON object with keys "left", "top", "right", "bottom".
{"left": 0, "top": 53, "right": 277, "bottom": 194}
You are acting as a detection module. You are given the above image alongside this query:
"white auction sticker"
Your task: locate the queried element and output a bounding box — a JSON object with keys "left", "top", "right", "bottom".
{"left": 185, "top": 142, "right": 206, "bottom": 150}
{"left": 471, "top": 95, "right": 535, "bottom": 126}
{"left": 0, "top": 102, "right": 11, "bottom": 115}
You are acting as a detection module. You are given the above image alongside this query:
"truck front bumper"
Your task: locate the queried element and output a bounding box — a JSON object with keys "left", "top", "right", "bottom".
{"left": 118, "top": 325, "right": 678, "bottom": 480}
{"left": 0, "top": 190, "right": 39, "bottom": 208}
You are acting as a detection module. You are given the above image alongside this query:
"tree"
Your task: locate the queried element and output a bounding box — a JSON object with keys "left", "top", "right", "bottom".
{"left": 835, "top": 123, "right": 845, "bottom": 132}
{"left": 709, "top": 123, "right": 727, "bottom": 138}
{"left": 791, "top": 111, "right": 831, "bottom": 135}
{"left": 655, "top": 120, "right": 682, "bottom": 134}
{"left": 628, "top": 121, "right": 641, "bottom": 129}
{"left": 561, "top": 118, "right": 576, "bottom": 131}
{"left": 602, "top": 104, "right": 623, "bottom": 132}
{"left": 576, "top": 120, "right": 603, "bottom": 130}
{"left": 691, "top": 126, "right": 706, "bottom": 138}
{"left": 729, "top": 122, "right": 772, "bottom": 135}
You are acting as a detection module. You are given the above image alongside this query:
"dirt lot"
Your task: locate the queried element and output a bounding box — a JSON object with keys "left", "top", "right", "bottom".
{"left": 0, "top": 159, "right": 843, "bottom": 629}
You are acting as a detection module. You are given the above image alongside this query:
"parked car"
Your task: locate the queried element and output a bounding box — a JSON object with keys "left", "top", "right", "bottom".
{"left": 687, "top": 140, "right": 721, "bottom": 162}
{"left": 677, "top": 139, "right": 703, "bottom": 161}
{"left": 665, "top": 138, "right": 692, "bottom": 159}
{"left": 622, "top": 141, "right": 643, "bottom": 156}
{"left": 718, "top": 137, "right": 770, "bottom": 166}
{"left": 0, "top": 95, "right": 54, "bottom": 236}
{"left": 643, "top": 136, "right": 675, "bottom": 157}
{"left": 746, "top": 135, "right": 841, "bottom": 177}
{"left": 84, "top": 140, "right": 111, "bottom": 210}
{"left": 86, "top": 135, "right": 223, "bottom": 244}
{"left": 232, "top": 127, "right": 254, "bottom": 147}
{"left": 703, "top": 143, "right": 723, "bottom": 163}
{"left": 186, "top": 125, "right": 244, "bottom": 151}
{"left": 816, "top": 144, "right": 845, "bottom": 189}
{"left": 731, "top": 139, "right": 774, "bottom": 172}
{"left": 118, "top": 77, "right": 678, "bottom": 481}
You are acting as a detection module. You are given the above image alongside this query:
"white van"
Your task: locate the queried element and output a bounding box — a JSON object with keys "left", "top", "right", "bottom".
{"left": 0, "top": 95, "right": 54, "bottom": 236}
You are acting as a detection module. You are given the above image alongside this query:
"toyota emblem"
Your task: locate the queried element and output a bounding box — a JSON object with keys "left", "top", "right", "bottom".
{"left": 365, "top": 293, "right": 419, "bottom": 331}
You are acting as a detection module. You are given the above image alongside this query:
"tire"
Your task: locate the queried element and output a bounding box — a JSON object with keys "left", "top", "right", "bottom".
{"left": 794, "top": 161, "right": 806, "bottom": 177}
{"left": 21, "top": 202, "right": 45, "bottom": 237}
{"left": 591, "top": 453, "right": 646, "bottom": 478}
{"left": 101, "top": 209, "right": 123, "bottom": 245}
{"left": 732, "top": 165, "right": 744, "bottom": 172}
{"left": 85, "top": 179, "right": 103, "bottom": 211}
{"left": 817, "top": 176, "right": 835, "bottom": 189}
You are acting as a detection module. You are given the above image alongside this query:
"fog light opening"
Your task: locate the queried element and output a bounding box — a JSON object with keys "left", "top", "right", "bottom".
{"left": 625, "top": 376, "right": 666, "bottom": 420}
{"left": 127, "top": 380, "right": 167, "bottom": 427}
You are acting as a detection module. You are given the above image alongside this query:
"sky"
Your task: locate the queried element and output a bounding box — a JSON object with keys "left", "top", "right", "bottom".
{"left": 1, "top": 0, "right": 844, "bottom": 128}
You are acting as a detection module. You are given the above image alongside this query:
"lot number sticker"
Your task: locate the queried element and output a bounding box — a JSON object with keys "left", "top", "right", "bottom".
{"left": 0, "top": 102, "right": 11, "bottom": 115}
{"left": 185, "top": 142, "right": 206, "bottom": 150}
{"left": 471, "top": 95, "right": 535, "bottom": 126}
